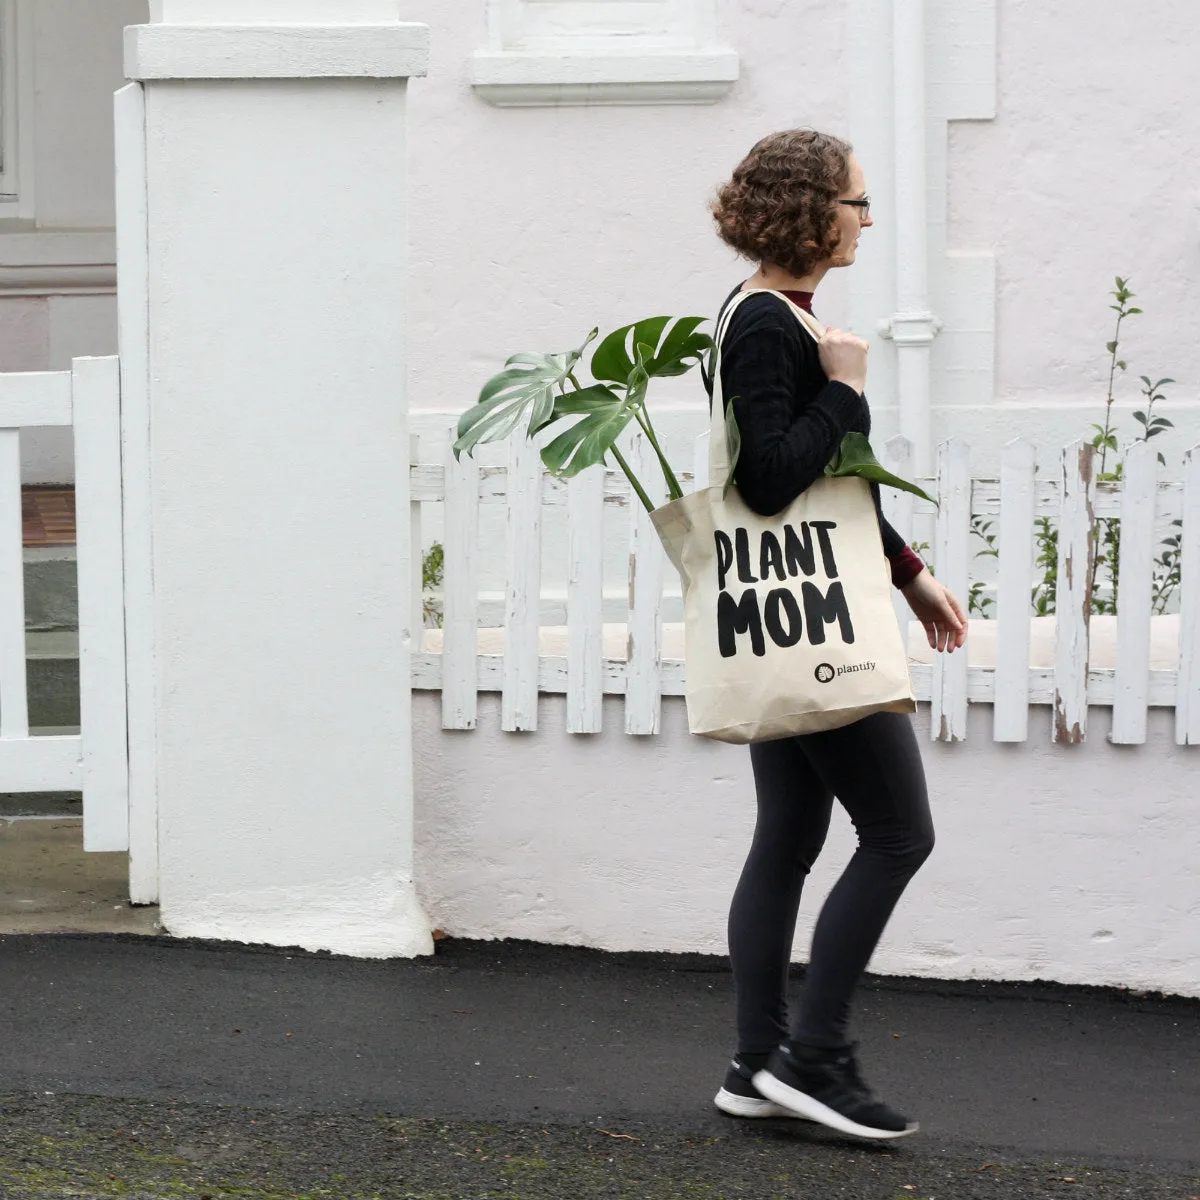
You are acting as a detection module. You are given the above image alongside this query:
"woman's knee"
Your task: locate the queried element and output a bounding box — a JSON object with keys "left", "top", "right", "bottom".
{"left": 860, "top": 818, "right": 934, "bottom": 873}
{"left": 905, "top": 824, "right": 935, "bottom": 871}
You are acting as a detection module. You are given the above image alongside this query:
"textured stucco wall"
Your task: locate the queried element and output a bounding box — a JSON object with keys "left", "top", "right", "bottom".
{"left": 397, "top": 0, "right": 849, "bottom": 416}
{"left": 396, "top": 1, "right": 1200, "bottom": 465}
{"left": 414, "top": 692, "right": 1200, "bottom": 996}
{"left": 144, "top": 68, "right": 431, "bottom": 956}
{"left": 944, "top": 0, "right": 1200, "bottom": 460}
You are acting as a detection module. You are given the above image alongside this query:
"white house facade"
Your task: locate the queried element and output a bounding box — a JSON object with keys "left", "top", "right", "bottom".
{"left": 0, "top": 2, "right": 1197, "bottom": 993}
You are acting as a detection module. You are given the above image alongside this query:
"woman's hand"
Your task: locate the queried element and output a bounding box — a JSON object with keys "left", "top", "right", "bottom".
{"left": 818, "top": 328, "right": 869, "bottom": 394}
{"left": 901, "top": 569, "right": 967, "bottom": 654}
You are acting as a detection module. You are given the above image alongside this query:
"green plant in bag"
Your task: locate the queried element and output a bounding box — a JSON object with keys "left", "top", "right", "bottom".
{"left": 457, "top": 315, "right": 931, "bottom": 514}
{"left": 455, "top": 316, "right": 712, "bottom": 513}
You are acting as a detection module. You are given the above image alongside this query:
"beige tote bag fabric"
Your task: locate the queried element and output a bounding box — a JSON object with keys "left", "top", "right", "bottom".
{"left": 650, "top": 289, "right": 916, "bottom": 744}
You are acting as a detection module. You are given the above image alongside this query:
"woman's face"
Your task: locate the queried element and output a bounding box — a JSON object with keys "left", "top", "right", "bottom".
{"left": 829, "top": 155, "right": 874, "bottom": 268}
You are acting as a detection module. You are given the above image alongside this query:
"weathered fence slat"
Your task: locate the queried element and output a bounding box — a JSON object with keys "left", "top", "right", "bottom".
{"left": 1053, "top": 440, "right": 1097, "bottom": 743}
{"left": 1177, "top": 445, "right": 1200, "bottom": 745}
{"left": 441, "top": 433, "right": 479, "bottom": 730}
{"left": 501, "top": 434, "right": 542, "bottom": 732}
{"left": 567, "top": 468, "right": 605, "bottom": 734}
{"left": 693, "top": 429, "right": 711, "bottom": 491}
{"left": 881, "top": 435, "right": 917, "bottom": 639}
{"left": 993, "top": 439, "right": 1036, "bottom": 741}
{"left": 931, "top": 439, "right": 971, "bottom": 741}
{"left": 625, "top": 433, "right": 664, "bottom": 735}
{"left": 73, "top": 358, "right": 131, "bottom": 852}
{"left": 0, "top": 427, "right": 29, "bottom": 740}
{"left": 1110, "top": 440, "right": 1156, "bottom": 744}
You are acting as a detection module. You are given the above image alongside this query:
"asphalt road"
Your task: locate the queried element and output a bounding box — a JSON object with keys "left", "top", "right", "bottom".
{"left": 0, "top": 934, "right": 1197, "bottom": 1198}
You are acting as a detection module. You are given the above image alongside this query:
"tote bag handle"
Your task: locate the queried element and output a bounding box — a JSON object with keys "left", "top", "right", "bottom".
{"left": 706, "top": 289, "right": 828, "bottom": 488}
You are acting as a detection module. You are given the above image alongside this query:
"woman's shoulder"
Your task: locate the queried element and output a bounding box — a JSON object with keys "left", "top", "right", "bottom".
{"left": 718, "top": 288, "right": 819, "bottom": 357}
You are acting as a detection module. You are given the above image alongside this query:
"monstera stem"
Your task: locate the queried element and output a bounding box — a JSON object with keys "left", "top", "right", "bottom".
{"left": 609, "top": 443, "right": 655, "bottom": 515}
{"left": 632, "top": 408, "right": 684, "bottom": 502}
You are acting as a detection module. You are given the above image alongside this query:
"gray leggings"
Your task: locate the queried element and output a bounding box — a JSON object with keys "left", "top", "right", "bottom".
{"left": 729, "top": 711, "right": 935, "bottom": 1053}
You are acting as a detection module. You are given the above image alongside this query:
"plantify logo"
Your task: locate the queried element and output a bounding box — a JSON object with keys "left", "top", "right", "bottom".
{"left": 814, "top": 663, "right": 835, "bottom": 684}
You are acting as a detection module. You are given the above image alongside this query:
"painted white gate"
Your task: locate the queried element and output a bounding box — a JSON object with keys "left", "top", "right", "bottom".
{"left": 0, "top": 358, "right": 129, "bottom": 852}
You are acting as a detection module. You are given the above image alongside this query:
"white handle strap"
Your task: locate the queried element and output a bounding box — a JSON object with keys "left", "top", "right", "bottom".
{"left": 706, "top": 288, "right": 825, "bottom": 488}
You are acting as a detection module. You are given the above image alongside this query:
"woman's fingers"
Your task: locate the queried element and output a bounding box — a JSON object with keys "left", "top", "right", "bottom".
{"left": 944, "top": 588, "right": 968, "bottom": 647}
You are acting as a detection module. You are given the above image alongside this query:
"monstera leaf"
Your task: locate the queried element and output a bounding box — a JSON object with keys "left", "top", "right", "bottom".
{"left": 825, "top": 432, "right": 936, "bottom": 505}
{"left": 540, "top": 352, "right": 649, "bottom": 480}
{"left": 541, "top": 400, "right": 640, "bottom": 479}
{"left": 454, "top": 331, "right": 597, "bottom": 460}
{"left": 457, "top": 314, "right": 712, "bottom": 514}
{"left": 591, "top": 317, "right": 712, "bottom": 387}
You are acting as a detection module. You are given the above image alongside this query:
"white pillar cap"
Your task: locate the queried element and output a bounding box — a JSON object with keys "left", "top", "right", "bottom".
{"left": 150, "top": 1, "right": 404, "bottom": 24}
{"left": 127, "top": 19, "right": 429, "bottom": 79}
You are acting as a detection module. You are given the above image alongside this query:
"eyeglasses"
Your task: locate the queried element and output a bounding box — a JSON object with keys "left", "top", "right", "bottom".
{"left": 839, "top": 197, "right": 871, "bottom": 221}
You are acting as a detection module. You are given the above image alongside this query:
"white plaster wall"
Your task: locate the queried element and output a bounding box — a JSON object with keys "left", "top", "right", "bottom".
{"left": 396, "top": 0, "right": 851, "bottom": 418}
{"left": 414, "top": 693, "right": 1200, "bottom": 997}
{"left": 944, "top": 0, "right": 1200, "bottom": 466}
{"left": 395, "top": 0, "right": 1200, "bottom": 462}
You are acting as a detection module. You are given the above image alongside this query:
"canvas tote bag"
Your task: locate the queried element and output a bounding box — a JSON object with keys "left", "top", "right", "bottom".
{"left": 650, "top": 288, "right": 915, "bottom": 743}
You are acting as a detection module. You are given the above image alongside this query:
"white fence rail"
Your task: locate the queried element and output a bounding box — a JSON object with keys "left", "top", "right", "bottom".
{"left": 0, "top": 361, "right": 129, "bottom": 848}
{"left": 411, "top": 432, "right": 1200, "bottom": 746}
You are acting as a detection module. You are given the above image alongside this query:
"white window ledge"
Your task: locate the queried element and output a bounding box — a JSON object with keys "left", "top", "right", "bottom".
{"left": 471, "top": 49, "right": 738, "bottom": 107}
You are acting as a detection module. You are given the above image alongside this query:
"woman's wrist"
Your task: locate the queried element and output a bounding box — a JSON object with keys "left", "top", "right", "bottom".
{"left": 890, "top": 546, "right": 926, "bottom": 590}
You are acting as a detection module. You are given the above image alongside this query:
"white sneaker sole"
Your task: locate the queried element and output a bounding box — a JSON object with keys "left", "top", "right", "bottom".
{"left": 713, "top": 1087, "right": 804, "bottom": 1119}
{"left": 751, "top": 1070, "right": 919, "bottom": 1141}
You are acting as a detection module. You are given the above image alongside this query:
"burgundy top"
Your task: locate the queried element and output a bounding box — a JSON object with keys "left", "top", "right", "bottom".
{"left": 778, "top": 290, "right": 925, "bottom": 590}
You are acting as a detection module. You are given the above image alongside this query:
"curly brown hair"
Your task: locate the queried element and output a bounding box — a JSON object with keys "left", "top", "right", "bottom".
{"left": 712, "top": 130, "right": 853, "bottom": 277}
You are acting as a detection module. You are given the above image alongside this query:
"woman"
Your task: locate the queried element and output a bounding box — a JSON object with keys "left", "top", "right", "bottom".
{"left": 708, "top": 130, "right": 967, "bottom": 1140}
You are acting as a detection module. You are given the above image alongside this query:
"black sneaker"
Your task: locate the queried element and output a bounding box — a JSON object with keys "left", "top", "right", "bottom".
{"left": 714, "top": 1053, "right": 806, "bottom": 1119}
{"left": 752, "top": 1041, "right": 918, "bottom": 1140}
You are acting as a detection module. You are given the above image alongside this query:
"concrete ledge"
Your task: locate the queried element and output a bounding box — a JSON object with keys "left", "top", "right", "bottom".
{"left": 0, "top": 818, "right": 157, "bottom": 935}
{"left": 28, "top": 632, "right": 81, "bottom": 728}
{"left": 126, "top": 22, "right": 430, "bottom": 80}
{"left": 0, "top": 231, "right": 117, "bottom": 297}
{"left": 470, "top": 50, "right": 738, "bottom": 107}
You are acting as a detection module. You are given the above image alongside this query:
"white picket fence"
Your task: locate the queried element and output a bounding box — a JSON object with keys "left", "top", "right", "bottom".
{"left": 0, "top": 361, "right": 129, "bottom": 848}
{"left": 411, "top": 429, "right": 1200, "bottom": 747}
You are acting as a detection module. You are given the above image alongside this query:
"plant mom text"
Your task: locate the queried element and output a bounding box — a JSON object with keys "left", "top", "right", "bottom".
{"left": 715, "top": 522, "right": 855, "bottom": 658}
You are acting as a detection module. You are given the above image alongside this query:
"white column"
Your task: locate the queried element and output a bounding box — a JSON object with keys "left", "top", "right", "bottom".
{"left": 886, "top": 0, "right": 939, "bottom": 477}
{"left": 122, "top": 3, "right": 433, "bottom": 955}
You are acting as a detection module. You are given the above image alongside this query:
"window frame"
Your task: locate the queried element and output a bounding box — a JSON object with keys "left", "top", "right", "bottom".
{"left": 0, "top": 0, "right": 35, "bottom": 218}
